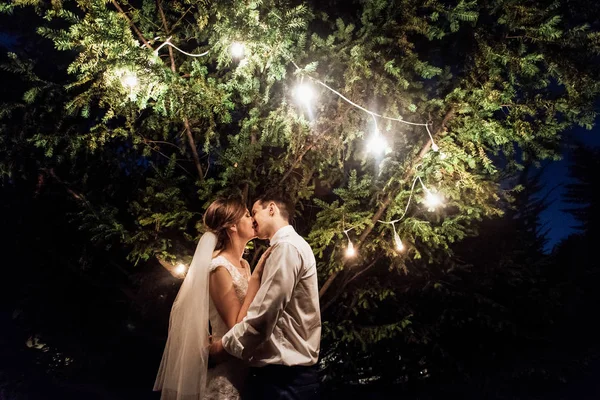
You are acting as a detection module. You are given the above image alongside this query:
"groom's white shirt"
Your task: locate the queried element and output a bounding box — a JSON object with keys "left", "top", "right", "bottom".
{"left": 222, "top": 225, "right": 321, "bottom": 367}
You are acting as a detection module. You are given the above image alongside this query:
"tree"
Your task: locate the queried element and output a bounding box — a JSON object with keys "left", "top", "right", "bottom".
{"left": 2, "top": 0, "right": 600, "bottom": 389}
{"left": 563, "top": 145, "right": 600, "bottom": 236}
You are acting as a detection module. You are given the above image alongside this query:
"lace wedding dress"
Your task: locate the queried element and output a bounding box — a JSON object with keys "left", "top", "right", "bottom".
{"left": 205, "top": 255, "right": 250, "bottom": 400}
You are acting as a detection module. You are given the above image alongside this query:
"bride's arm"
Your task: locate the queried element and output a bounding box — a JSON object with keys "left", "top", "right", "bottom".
{"left": 210, "top": 268, "right": 244, "bottom": 330}
{"left": 209, "top": 250, "right": 272, "bottom": 330}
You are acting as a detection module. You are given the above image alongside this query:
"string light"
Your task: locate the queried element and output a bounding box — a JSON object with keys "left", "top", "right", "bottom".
{"left": 230, "top": 42, "right": 246, "bottom": 59}
{"left": 418, "top": 177, "right": 443, "bottom": 210}
{"left": 392, "top": 222, "right": 404, "bottom": 252}
{"left": 367, "top": 113, "right": 388, "bottom": 154}
{"left": 367, "top": 132, "right": 387, "bottom": 154}
{"left": 154, "top": 37, "right": 209, "bottom": 58}
{"left": 377, "top": 175, "right": 444, "bottom": 252}
{"left": 423, "top": 190, "right": 443, "bottom": 210}
{"left": 174, "top": 263, "right": 187, "bottom": 276}
{"left": 146, "top": 43, "right": 442, "bottom": 154}
{"left": 121, "top": 71, "right": 139, "bottom": 89}
{"left": 293, "top": 82, "right": 316, "bottom": 106}
{"left": 147, "top": 43, "right": 443, "bottom": 159}
{"left": 343, "top": 229, "right": 356, "bottom": 258}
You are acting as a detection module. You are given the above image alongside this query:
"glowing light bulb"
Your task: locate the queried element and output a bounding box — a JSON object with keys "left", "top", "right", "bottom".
{"left": 175, "top": 263, "right": 187, "bottom": 276}
{"left": 293, "top": 83, "right": 315, "bottom": 106}
{"left": 367, "top": 132, "right": 387, "bottom": 155}
{"left": 440, "top": 152, "right": 448, "bottom": 160}
{"left": 431, "top": 143, "right": 439, "bottom": 152}
{"left": 393, "top": 231, "right": 404, "bottom": 252}
{"left": 121, "top": 72, "right": 138, "bottom": 89}
{"left": 424, "top": 190, "right": 443, "bottom": 210}
{"left": 345, "top": 241, "right": 356, "bottom": 257}
{"left": 230, "top": 42, "right": 245, "bottom": 59}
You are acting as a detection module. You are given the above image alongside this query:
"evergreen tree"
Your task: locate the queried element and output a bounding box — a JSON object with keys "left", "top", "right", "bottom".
{"left": 563, "top": 145, "right": 600, "bottom": 236}
{"left": 2, "top": 0, "right": 600, "bottom": 389}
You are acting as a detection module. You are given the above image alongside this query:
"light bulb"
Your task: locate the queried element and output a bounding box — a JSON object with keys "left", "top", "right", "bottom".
{"left": 440, "top": 152, "right": 448, "bottom": 160}
{"left": 393, "top": 231, "right": 404, "bottom": 252}
{"left": 424, "top": 190, "right": 443, "bottom": 210}
{"left": 367, "top": 132, "right": 387, "bottom": 155}
{"left": 345, "top": 241, "right": 356, "bottom": 257}
{"left": 431, "top": 143, "right": 439, "bottom": 152}
{"left": 121, "top": 72, "right": 138, "bottom": 89}
{"left": 293, "top": 83, "right": 315, "bottom": 106}
{"left": 230, "top": 42, "right": 245, "bottom": 59}
{"left": 175, "top": 263, "right": 187, "bottom": 276}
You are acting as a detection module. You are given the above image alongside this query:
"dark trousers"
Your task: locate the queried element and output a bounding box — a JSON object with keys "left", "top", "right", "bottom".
{"left": 247, "top": 364, "right": 320, "bottom": 400}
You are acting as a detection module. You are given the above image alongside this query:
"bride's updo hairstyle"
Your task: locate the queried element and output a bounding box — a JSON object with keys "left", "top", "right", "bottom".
{"left": 203, "top": 197, "right": 247, "bottom": 250}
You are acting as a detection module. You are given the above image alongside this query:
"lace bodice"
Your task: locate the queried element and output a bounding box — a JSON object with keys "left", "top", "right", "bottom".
{"left": 208, "top": 255, "right": 250, "bottom": 338}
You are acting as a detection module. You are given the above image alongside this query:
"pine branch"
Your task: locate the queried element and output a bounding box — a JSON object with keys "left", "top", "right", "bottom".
{"left": 110, "top": 0, "right": 154, "bottom": 50}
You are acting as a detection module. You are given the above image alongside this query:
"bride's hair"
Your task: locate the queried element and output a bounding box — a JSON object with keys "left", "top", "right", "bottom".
{"left": 203, "top": 197, "right": 247, "bottom": 250}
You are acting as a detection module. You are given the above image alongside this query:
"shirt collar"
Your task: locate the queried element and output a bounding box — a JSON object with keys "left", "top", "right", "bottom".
{"left": 269, "top": 225, "right": 295, "bottom": 246}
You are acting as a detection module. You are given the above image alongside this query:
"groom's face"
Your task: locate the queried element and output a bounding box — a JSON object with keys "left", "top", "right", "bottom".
{"left": 251, "top": 200, "right": 271, "bottom": 240}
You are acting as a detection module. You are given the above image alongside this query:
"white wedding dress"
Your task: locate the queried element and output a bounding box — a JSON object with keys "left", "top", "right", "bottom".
{"left": 205, "top": 255, "right": 250, "bottom": 400}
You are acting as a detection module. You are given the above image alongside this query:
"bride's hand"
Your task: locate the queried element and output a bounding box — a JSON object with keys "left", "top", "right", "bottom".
{"left": 252, "top": 247, "right": 273, "bottom": 280}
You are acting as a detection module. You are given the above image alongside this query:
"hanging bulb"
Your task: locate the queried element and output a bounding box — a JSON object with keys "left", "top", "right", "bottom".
{"left": 345, "top": 241, "right": 356, "bottom": 257}
{"left": 367, "top": 131, "right": 387, "bottom": 155}
{"left": 230, "top": 42, "right": 245, "bottom": 59}
{"left": 293, "top": 83, "right": 315, "bottom": 106}
{"left": 440, "top": 152, "right": 448, "bottom": 160}
{"left": 424, "top": 190, "right": 443, "bottom": 210}
{"left": 121, "top": 71, "right": 138, "bottom": 89}
{"left": 175, "top": 263, "right": 187, "bottom": 276}
{"left": 431, "top": 143, "right": 439, "bottom": 152}
{"left": 393, "top": 231, "right": 404, "bottom": 252}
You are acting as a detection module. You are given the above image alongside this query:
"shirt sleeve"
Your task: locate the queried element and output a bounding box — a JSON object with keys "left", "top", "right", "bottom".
{"left": 221, "top": 242, "right": 301, "bottom": 360}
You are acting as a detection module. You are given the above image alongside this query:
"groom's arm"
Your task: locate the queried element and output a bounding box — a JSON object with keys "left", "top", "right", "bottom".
{"left": 221, "top": 243, "right": 300, "bottom": 361}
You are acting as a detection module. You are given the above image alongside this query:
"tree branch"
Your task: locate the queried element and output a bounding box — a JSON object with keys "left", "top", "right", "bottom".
{"left": 110, "top": 0, "right": 153, "bottom": 50}
{"left": 183, "top": 118, "right": 205, "bottom": 182}
{"left": 157, "top": 1, "right": 176, "bottom": 72}
{"left": 321, "top": 256, "right": 380, "bottom": 313}
{"left": 280, "top": 144, "right": 314, "bottom": 184}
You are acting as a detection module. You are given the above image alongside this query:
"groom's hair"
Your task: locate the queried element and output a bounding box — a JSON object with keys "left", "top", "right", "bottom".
{"left": 255, "top": 192, "right": 295, "bottom": 223}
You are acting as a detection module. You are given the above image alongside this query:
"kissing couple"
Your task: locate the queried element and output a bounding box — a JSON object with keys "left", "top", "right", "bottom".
{"left": 154, "top": 193, "right": 321, "bottom": 399}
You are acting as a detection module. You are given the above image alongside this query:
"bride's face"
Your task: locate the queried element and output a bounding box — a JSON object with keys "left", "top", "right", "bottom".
{"left": 235, "top": 209, "right": 256, "bottom": 241}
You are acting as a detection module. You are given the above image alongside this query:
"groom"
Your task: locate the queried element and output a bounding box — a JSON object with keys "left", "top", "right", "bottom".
{"left": 210, "top": 192, "right": 321, "bottom": 399}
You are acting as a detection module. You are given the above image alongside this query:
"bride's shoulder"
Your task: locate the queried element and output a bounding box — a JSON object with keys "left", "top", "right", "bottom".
{"left": 209, "top": 254, "right": 231, "bottom": 272}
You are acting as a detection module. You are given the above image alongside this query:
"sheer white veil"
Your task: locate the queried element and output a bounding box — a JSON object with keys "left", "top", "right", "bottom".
{"left": 154, "top": 232, "right": 217, "bottom": 400}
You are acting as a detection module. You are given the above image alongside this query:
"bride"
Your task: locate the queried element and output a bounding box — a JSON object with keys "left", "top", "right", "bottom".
{"left": 154, "top": 197, "right": 270, "bottom": 399}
